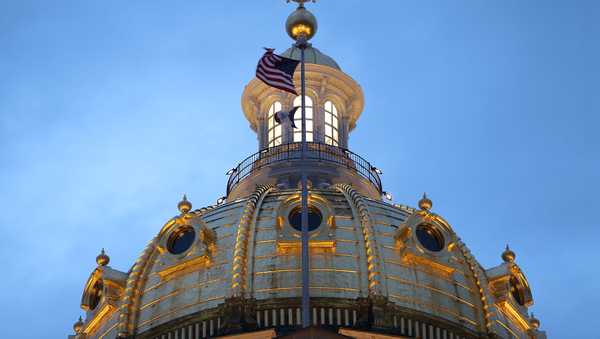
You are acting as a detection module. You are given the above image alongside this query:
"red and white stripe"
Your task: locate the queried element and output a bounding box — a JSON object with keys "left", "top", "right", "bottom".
{"left": 256, "top": 52, "right": 297, "bottom": 94}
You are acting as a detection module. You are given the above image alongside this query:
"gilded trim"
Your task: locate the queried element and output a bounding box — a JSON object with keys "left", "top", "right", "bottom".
{"left": 277, "top": 240, "right": 336, "bottom": 250}
{"left": 254, "top": 286, "right": 360, "bottom": 293}
{"left": 137, "top": 295, "right": 225, "bottom": 329}
{"left": 498, "top": 301, "right": 531, "bottom": 332}
{"left": 254, "top": 268, "right": 358, "bottom": 275}
{"left": 143, "top": 277, "right": 223, "bottom": 295}
{"left": 496, "top": 319, "right": 520, "bottom": 339}
{"left": 456, "top": 240, "right": 496, "bottom": 334}
{"left": 402, "top": 252, "right": 455, "bottom": 277}
{"left": 384, "top": 259, "right": 474, "bottom": 292}
{"left": 83, "top": 304, "right": 116, "bottom": 335}
{"left": 98, "top": 321, "right": 119, "bottom": 339}
{"left": 389, "top": 294, "right": 478, "bottom": 327}
{"left": 156, "top": 255, "right": 211, "bottom": 281}
{"left": 386, "top": 274, "right": 475, "bottom": 308}
{"left": 254, "top": 252, "right": 358, "bottom": 260}
{"left": 231, "top": 185, "right": 273, "bottom": 297}
{"left": 139, "top": 278, "right": 225, "bottom": 311}
{"left": 335, "top": 184, "right": 384, "bottom": 295}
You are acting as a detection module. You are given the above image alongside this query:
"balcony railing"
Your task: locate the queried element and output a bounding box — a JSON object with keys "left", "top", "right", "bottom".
{"left": 226, "top": 142, "right": 382, "bottom": 196}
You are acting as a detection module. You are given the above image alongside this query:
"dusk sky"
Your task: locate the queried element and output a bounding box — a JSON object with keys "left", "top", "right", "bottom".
{"left": 1, "top": 1, "right": 598, "bottom": 338}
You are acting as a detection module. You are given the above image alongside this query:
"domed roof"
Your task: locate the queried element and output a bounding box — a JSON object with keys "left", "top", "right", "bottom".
{"left": 74, "top": 184, "right": 541, "bottom": 339}
{"left": 281, "top": 45, "right": 341, "bottom": 70}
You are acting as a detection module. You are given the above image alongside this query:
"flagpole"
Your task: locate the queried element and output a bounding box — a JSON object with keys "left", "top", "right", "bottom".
{"left": 297, "top": 33, "right": 310, "bottom": 329}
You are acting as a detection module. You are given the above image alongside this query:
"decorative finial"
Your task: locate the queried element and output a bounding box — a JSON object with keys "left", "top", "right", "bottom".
{"left": 502, "top": 244, "right": 516, "bottom": 263}
{"left": 287, "top": 0, "right": 316, "bottom": 8}
{"left": 418, "top": 192, "right": 432, "bottom": 211}
{"left": 529, "top": 313, "right": 540, "bottom": 329}
{"left": 286, "top": 0, "right": 318, "bottom": 41}
{"left": 177, "top": 194, "right": 192, "bottom": 214}
{"left": 96, "top": 248, "right": 110, "bottom": 266}
{"left": 73, "top": 316, "right": 84, "bottom": 334}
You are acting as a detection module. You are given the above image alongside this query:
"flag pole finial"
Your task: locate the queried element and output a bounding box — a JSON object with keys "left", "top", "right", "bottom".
{"left": 287, "top": 0, "right": 316, "bottom": 8}
{"left": 286, "top": 0, "right": 318, "bottom": 41}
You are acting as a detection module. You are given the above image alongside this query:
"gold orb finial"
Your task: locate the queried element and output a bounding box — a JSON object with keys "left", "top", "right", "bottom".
{"left": 96, "top": 248, "right": 110, "bottom": 266}
{"left": 502, "top": 244, "right": 516, "bottom": 263}
{"left": 286, "top": 1, "right": 318, "bottom": 41}
{"left": 530, "top": 313, "right": 540, "bottom": 329}
{"left": 178, "top": 194, "right": 192, "bottom": 214}
{"left": 418, "top": 192, "right": 432, "bottom": 211}
{"left": 73, "top": 316, "right": 84, "bottom": 334}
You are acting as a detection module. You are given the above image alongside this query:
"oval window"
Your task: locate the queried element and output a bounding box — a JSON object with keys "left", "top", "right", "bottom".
{"left": 288, "top": 206, "right": 323, "bottom": 232}
{"left": 168, "top": 226, "right": 196, "bottom": 255}
{"left": 416, "top": 224, "right": 444, "bottom": 252}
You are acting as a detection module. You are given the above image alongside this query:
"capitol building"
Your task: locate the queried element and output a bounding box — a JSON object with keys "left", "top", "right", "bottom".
{"left": 70, "top": 4, "right": 546, "bottom": 339}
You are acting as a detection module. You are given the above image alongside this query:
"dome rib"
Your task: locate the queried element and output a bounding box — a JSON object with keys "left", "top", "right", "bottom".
{"left": 230, "top": 185, "right": 274, "bottom": 297}
{"left": 335, "top": 183, "right": 385, "bottom": 296}
{"left": 281, "top": 45, "right": 341, "bottom": 70}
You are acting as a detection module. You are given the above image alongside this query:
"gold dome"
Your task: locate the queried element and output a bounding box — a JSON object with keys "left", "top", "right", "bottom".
{"left": 502, "top": 244, "right": 516, "bottom": 263}
{"left": 285, "top": 3, "right": 318, "bottom": 41}
{"left": 96, "top": 248, "right": 110, "bottom": 266}
{"left": 177, "top": 194, "right": 192, "bottom": 214}
{"left": 418, "top": 192, "right": 432, "bottom": 211}
{"left": 530, "top": 313, "right": 540, "bottom": 329}
{"left": 73, "top": 316, "right": 84, "bottom": 334}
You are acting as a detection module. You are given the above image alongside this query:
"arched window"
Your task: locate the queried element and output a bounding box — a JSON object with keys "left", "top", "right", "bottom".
{"left": 267, "top": 101, "right": 283, "bottom": 147}
{"left": 293, "top": 96, "right": 313, "bottom": 142}
{"left": 324, "top": 101, "right": 339, "bottom": 146}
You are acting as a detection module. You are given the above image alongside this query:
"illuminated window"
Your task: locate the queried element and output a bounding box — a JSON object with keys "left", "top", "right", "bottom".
{"left": 267, "top": 101, "right": 283, "bottom": 147}
{"left": 324, "top": 101, "right": 339, "bottom": 146}
{"left": 293, "top": 96, "right": 313, "bottom": 142}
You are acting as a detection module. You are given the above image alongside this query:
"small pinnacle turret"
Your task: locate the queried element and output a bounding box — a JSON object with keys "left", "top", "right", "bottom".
{"left": 418, "top": 193, "right": 432, "bottom": 211}
{"left": 96, "top": 248, "right": 109, "bottom": 266}
{"left": 177, "top": 194, "right": 192, "bottom": 214}
{"left": 502, "top": 244, "right": 516, "bottom": 263}
{"left": 73, "top": 316, "right": 83, "bottom": 334}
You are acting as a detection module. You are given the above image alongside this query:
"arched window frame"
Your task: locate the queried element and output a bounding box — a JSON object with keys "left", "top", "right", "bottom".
{"left": 267, "top": 101, "right": 283, "bottom": 147}
{"left": 293, "top": 95, "right": 314, "bottom": 142}
{"left": 324, "top": 100, "right": 339, "bottom": 146}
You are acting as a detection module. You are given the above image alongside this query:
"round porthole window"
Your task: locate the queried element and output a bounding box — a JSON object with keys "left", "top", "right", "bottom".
{"left": 416, "top": 224, "right": 444, "bottom": 252}
{"left": 167, "top": 226, "right": 196, "bottom": 255}
{"left": 288, "top": 206, "right": 323, "bottom": 232}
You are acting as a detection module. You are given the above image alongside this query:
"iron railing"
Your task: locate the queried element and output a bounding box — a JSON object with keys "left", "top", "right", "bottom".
{"left": 226, "top": 142, "right": 382, "bottom": 196}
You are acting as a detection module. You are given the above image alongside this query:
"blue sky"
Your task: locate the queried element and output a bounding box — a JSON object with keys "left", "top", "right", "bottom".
{"left": 1, "top": 1, "right": 598, "bottom": 338}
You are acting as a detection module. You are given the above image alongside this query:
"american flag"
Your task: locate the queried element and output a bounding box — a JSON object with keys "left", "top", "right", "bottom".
{"left": 256, "top": 48, "right": 300, "bottom": 95}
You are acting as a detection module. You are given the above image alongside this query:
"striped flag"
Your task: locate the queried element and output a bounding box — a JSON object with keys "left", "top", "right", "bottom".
{"left": 256, "top": 48, "right": 299, "bottom": 95}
